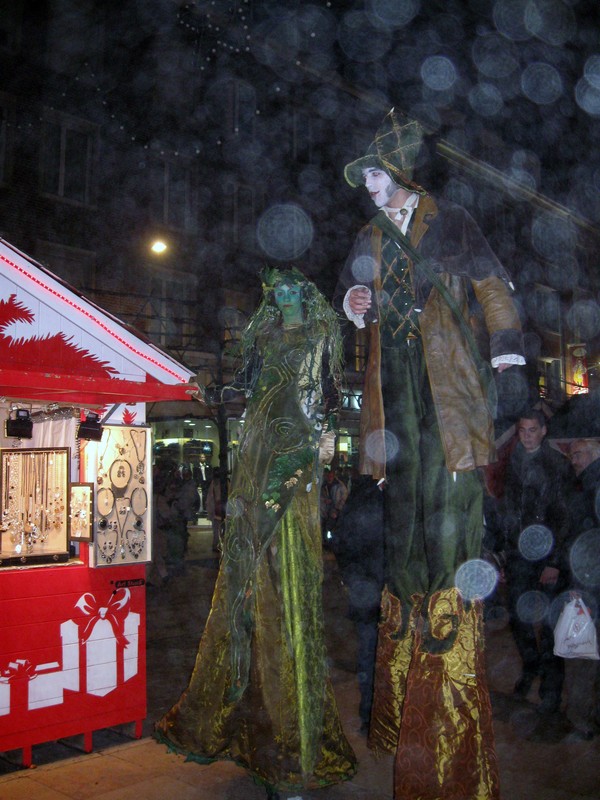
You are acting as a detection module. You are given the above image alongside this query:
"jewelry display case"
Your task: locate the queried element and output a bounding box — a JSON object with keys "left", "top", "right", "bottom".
{"left": 82, "top": 425, "right": 152, "bottom": 567}
{"left": 0, "top": 447, "right": 70, "bottom": 566}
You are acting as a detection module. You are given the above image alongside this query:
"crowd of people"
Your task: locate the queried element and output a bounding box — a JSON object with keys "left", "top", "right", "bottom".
{"left": 482, "top": 410, "right": 600, "bottom": 742}
{"left": 319, "top": 408, "right": 600, "bottom": 750}
{"left": 150, "top": 457, "right": 223, "bottom": 583}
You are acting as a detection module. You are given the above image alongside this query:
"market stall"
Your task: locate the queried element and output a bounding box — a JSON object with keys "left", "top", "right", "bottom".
{"left": 0, "top": 238, "right": 196, "bottom": 766}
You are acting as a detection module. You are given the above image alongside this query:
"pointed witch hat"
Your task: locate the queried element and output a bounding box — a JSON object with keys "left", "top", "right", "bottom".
{"left": 344, "top": 108, "right": 426, "bottom": 193}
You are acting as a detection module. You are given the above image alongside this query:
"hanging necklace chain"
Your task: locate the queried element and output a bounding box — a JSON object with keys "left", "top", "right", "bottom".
{"left": 130, "top": 428, "right": 147, "bottom": 464}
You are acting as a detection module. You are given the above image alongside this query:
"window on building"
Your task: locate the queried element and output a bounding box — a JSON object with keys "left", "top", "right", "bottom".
{"left": 350, "top": 327, "right": 368, "bottom": 373}
{"left": 147, "top": 157, "right": 197, "bottom": 232}
{"left": 529, "top": 284, "right": 561, "bottom": 333}
{"left": 538, "top": 357, "right": 564, "bottom": 405}
{"left": 143, "top": 273, "right": 198, "bottom": 354}
{"left": 40, "top": 113, "right": 96, "bottom": 205}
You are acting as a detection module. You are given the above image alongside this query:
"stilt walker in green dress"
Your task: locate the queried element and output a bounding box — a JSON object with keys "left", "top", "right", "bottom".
{"left": 156, "top": 268, "right": 356, "bottom": 799}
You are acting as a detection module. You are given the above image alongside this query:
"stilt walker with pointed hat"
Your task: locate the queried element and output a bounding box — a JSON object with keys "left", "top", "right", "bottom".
{"left": 335, "top": 110, "right": 525, "bottom": 799}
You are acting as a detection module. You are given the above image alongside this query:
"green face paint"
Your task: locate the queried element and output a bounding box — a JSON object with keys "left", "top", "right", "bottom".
{"left": 274, "top": 283, "right": 303, "bottom": 326}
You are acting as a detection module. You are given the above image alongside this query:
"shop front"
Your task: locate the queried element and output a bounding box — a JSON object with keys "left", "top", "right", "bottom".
{"left": 0, "top": 238, "right": 196, "bottom": 766}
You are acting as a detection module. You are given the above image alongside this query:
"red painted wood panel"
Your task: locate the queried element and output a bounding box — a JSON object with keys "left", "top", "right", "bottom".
{"left": 0, "top": 563, "right": 146, "bottom": 763}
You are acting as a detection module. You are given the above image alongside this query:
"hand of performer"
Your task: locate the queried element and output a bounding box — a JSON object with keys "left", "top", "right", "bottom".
{"left": 496, "top": 363, "right": 512, "bottom": 373}
{"left": 348, "top": 287, "right": 372, "bottom": 315}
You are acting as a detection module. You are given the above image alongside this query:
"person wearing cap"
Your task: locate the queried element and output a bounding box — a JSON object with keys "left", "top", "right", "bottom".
{"left": 334, "top": 110, "right": 525, "bottom": 799}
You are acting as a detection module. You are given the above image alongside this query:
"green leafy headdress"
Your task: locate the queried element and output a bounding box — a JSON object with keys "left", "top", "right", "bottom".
{"left": 238, "top": 266, "right": 344, "bottom": 405}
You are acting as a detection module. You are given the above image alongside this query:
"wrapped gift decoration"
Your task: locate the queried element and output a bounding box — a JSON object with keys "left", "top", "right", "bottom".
{"left": 73, "top": 588, "right": 140, "bottom": 697}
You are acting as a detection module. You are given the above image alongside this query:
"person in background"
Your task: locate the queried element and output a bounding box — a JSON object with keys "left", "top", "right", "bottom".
{"left": 502, "top": 409, "right": 569, "bottom": 713}
{"left": 163, "top": 463, "right": 187, "bottom": 577}
{"left": 177, "top": 465, "right": 201, "bottom": 549}
{"left": 196, "top": 452, "right": 213, "bottom": 515}
{"left": 205, "top": 466, "right": 224, "bottom": 552}
{"left": 320, "top": 468, "right": 348, "bottom": 547}
{"left": 330, "top": 475, "right": 384, "bottom": 735}
{"left": 148, "top": 460, "right": 172, "bottom": 588}
{"left": 560, "top": 438, "right": 600, "bottom": 741}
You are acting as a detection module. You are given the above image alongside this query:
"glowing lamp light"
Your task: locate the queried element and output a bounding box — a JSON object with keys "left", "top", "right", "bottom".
{"left": 150, "top": 240, "right": 168, "bottom": 254}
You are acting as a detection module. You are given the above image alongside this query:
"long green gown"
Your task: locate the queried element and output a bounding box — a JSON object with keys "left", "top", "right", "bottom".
{"left": 155, "top": 321, "right": 356, "bottom": 794}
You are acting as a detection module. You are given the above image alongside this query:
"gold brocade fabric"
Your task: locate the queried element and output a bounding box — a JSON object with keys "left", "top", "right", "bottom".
{"left": 368, "top": 588, "right": 423, "bottom": 754}
{"left": 394, "top": 589, "right": 500, "bottom": 800}
{"left": 155, "top": 325, "right": 355, "bottom": 793}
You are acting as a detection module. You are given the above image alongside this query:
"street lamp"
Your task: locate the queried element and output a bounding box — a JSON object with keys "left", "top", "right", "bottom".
{"left": 150, "top": 239, "right": 168, "bottom": 254}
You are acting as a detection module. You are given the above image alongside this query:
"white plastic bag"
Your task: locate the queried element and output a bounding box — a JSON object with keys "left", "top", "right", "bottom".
{"left": 553, "top": 597, "right": 599, "bottom": 660}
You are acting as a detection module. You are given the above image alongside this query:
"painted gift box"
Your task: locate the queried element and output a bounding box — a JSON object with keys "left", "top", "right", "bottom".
{"left": 68, "top": 587, "right": 140, "bottom": 697}
{"left": 0, "top": 587, "right": 140, "bottom": 715}
{"left": 0, "top": 563, "right": 147, "bottom": 767}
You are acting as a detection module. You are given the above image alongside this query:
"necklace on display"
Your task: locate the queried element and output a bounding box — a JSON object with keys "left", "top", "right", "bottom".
{"left": 117, "top": 427, "right": 130, "bottom": 457}
{"left": 125, "top": 521, "right": 146, "bottom": 559}
{"left": 45, "top": 451, "right": 65, "bottom": 533}
{"left": 109, "top": 459, "right": 132, "bottom": 496}
{"left": 130, "top": 486, "right": 147, "bottom": 517}
{"left": 97, "top": 430, "right": 112, "bottom": 485}
{"left": 130, "top": 429, "right": 147, "bottom": 484}
{"left": 115, "top": 496, "right": 131, "bottom": 560}
{"left": 97, "top": 518, "right": 118, "bottom": 563}
{"left": 97, "top": 486, "right": 115, "bottom": 518}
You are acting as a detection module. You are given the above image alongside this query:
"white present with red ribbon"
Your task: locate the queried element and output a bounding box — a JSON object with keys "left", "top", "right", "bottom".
{"left": 72, "top": 587, "right": 140, "bottom": 697}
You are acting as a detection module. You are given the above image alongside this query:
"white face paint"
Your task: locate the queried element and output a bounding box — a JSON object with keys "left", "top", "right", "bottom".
{"left": 362, "top": 167, "right": 397, "bottom": 208}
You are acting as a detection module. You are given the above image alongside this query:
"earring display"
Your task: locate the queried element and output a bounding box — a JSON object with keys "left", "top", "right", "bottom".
{"left": 88, "top": 425, "right": 152, "bottom": 567}
{"left": 0, "top": 448, "right": 70, "bottom": 566}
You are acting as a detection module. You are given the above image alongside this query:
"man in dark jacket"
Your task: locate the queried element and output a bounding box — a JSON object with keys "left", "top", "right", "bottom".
{"left": 561, "top": 439, "right": 600, "bottom": 740}
{"left": 502, "top": 409, "right": 569, "bottom": 713}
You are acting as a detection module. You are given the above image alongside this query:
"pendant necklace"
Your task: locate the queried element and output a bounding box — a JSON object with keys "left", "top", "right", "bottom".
{"left": 130, "top": 429, "right": 147, "bottom": 483}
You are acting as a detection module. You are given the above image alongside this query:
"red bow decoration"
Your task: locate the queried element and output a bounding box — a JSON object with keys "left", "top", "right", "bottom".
{"left": 0, "top": 659, "right": 37, "bottom": 682}
{"left": 74, "top": 588, "right": 131, "bottom": 649}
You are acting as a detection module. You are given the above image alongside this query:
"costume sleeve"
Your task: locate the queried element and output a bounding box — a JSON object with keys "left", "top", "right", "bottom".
{"left": 333, "top": 227, "right": 376, "bottom": 317}
{"left": 342, "top": 285, "right": 371, "bottom": 328}
{"left": 415, "top": 200, "right": 525, "bottom": 364}
{"left": 471, "top": 275, "right": 525, "bottom": 362}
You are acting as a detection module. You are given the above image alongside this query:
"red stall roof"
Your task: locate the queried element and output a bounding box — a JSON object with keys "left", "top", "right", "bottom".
{"left": 0, "top": 239, "right": 197, "bottom": 407}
